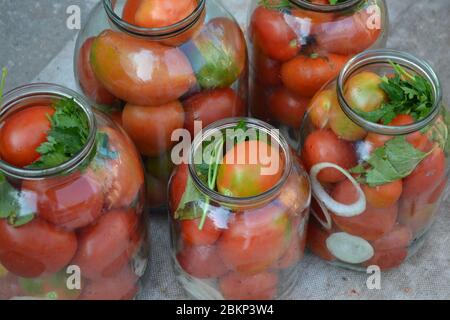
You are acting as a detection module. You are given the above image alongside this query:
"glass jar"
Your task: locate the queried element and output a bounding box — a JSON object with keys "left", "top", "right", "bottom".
{"left": 0, "top": 84, "right": 148, "bottom": 300}
{"left": 248, "top": 0, "right": 388, "bottom": 146}
{"left": 300, "top": 50, "right": 449, "bottom": 271}
{"left": 168, "top": 118, "right": 311, "bottom": 300}
{"left": 74, "top": 0, "right": 248, "bottom": 210}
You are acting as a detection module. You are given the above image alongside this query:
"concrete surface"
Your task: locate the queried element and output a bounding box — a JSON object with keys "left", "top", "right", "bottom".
{"left": 0, "top": 0, "right": 449, "bottom": 300}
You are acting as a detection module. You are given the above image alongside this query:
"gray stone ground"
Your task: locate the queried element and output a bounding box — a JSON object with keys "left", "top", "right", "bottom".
{"left": 0, "top": 0, "right": 449, "bottom": 300}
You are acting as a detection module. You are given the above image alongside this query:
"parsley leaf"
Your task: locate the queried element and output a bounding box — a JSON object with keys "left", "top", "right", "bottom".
{"left": 351, "top": 137, "right": 432, "bottom": 187}
{"left": 28, "top": 98, "right": 89, "bottom": 170}
{"left": 259, "top": 0, "right": 291, "bottom": 9}
{"left": 0, "top": 173, "right": 35, "bottom": 226}
{"left": 357, "top": 62, "right": 434, "bottom": 125}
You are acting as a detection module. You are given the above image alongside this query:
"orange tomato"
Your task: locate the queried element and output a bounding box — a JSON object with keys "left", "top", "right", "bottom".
{"left": 308, "top": 89, "right": 337, "bottom": 129}
{"left": 134, "top": 0, "right": 197, "bottom": 28}
{"left": 362, "top": 180, "right": 403, "bottom": 209}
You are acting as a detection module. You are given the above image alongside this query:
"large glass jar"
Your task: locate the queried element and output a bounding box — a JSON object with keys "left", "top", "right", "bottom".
{"left": 169, "top": 118, "right": 311, "bottom": 300}
{"left": 248, "top": 0, "right": 388, "bottom": 146}
{"left": 74, "top": 0, "right": 248, "bottom": 210}
{"left": 0, "top": 84, "right": 148, "bottom": 300}
{"left": 300, "top": 50, "right": 449, "bottom": 271}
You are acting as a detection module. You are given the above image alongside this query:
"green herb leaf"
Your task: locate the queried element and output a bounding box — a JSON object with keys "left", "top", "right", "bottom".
{"left": 11, "top": 213, "right": 35, "bottom": 227}
{"left": 0, "top": 67, "right": 7, "bottom": 104}
{"left": 351, "top": 137, "right": 431, "bottom": 186}
{"left": 28, "top": 98, "right": 89, "bottom": 170}
{"left": 174, "top": 175, "right": 205, "bottom": 220}
{"left": 0, "top": 173, "right": 21, "bottom": 219}
{"left": 259, "top": 0, "right": 291, "bottom": 10}
{"left": 357, "top": 62, "right": 434, "bottom": 125}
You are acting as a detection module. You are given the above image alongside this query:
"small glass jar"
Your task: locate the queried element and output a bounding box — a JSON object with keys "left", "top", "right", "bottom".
{"left": 0, "top": 84, "right": 148, "bottom": 300}
{"left": 300, "top": 50, "right": 449, "bottom": 271}
{"left": 168, "top": 118, "right": 311, "bottom": 300}
{"left": 248, "top": 0, "right": 388, "bottom": 146}
{"left": 74, "top": 0, "right": 248, "bottom": 210}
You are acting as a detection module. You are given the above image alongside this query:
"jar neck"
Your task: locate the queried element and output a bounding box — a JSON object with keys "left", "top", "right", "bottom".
{"left": 289, "top": 0, "right": 363, "bottom": 12}
{"left": 0, "top": 84, "right": 97, "bottom": 180}
{"left": 189, "top": 118, "right": 292, "bottom": 209}
{"left": 336, "top": 49, "right": 442, "bottom": 135}
{"left": 103, "top": 0, "right": 206, "bottom": 39}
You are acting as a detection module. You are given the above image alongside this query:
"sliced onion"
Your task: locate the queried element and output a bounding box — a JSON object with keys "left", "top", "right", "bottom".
{"left": 326, "top": 232, "right": 374, "bottom": 264}
{"left": 312, "top": 195, "right": 332, "bottom": 231}
{"left": 310, "top": 162, "right": 366, "bottom": 217}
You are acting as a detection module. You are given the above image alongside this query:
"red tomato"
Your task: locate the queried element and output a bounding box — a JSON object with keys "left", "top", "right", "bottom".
{"left": 76, "top": 37, "right": 118, "bottom": 106}
{"left": 370, "top": 224, "right": 412, "bottom": 251}
{"left": 79, "top": 265, "right": 138, "bottom": 300}
{"left": 0, "top": 106, "right": 54, "bottom": 168}
{"left": 177, "top": 245, "right": 228, "bottom": 279}
{"left": 362, "top": 180, "right": 403, "bottom": 209}
{"left": 273, "top": 217, "right": 304, "bottom": 269}
{"left": 122, "top": 101, "right": 185, "bottom": 157}
{"left": 364, "top": 248, "right": 408, "bottom": 271}
{"left": 217, "top": 204, "right": 290, "bottom": 275}
{"left": 313, "top": 9, "right": 381, "bottom": 55}
{"left": 403, "top": 148, "right": 446, "bottom": 199}
{"left": 291, "top": 6, "right": 335, "bottom": 25}
{"left": 183, "top": 88, "right": 245, "bottom": 137}
{"left": 250, "top": 82, "right": 271, "bottom": 123}
{"left": 268, "top": 87, "right": 309, "bottom": 128}
{"left": 72, "top": 210, "right": 139, "bottom": 280}
{"left": 308, "top": 89, "right": 336, "bottom": 129}
{"left": 428, "top": 178, "right": 447, "bottom": 204}
{"left": 281, "top": 54, "right": 348, "bottom": 97}
{"left": 331, "top": 179, "right": 398, "bottom": 241}
{"left": 0, "top": 218, "right": 77, "bottom": 278}
{"left": 169, "top": 163, "right": 189, "bottom": 211}
{"left": 217, "top": 140, "right": 284, "bottom": 198}
{"left": 181, "top": 217, "right": 222, "bottom": 246}
{"left": 91, "top": 30, "right": 196, "bottom": 106}
{"left": 134, "top": 0, "right": 197, "bottom": 28}
{"left": 219, "top": 272, "right": 278, "bottom": 300}
{"left": 365, "top": 132, "right": 393, "bottom": 151}
{"left": 122, "top": 0, "right": 141, "bottom": 24}
{"left": 398, "top": 200, "right": 437, "bottom": 238}
{"left": 389, "top": 114, "right": 432, "bottom": 151}
{"left": 253, "top": 51, "right": 281, "bottom": 86}
{"left": 23, "top": 173, "right": 104, "bottom": 231}
{"left": 90, "top": 126, "right": 145, "bottom": 210}
{"left": 250, "top": 6, "right": 300, "bottom": 62}
{"left": 306, "top": 221, "right": 335, "bottom": 261}
{"left": 301, "top": 129, "right": 357, "bottom": 183}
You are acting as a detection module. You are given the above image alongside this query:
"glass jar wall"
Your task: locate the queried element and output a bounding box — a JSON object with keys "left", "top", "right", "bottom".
{"left": 74, "top": 0, "right": 248, "bottom": 211}
{"left": 248, "top": 0, "right": 388, "bottom": 146}
{"left": 300, "top": 50, "right": 449, "bottom": 271}
{"left": 0, "top": 84, "right": 148, "bottom": 300}
{"left": 169, "top": 118, "right": 311, "bottom": 300}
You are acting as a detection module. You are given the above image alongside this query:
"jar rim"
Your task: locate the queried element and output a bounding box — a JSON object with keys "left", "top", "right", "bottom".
{"left": 336, "top": 49, "right": 443, "bottom": 135}
{"left": 289, "top": 0, "right": 363, "bottom": 12}
{"left": 188, "top": 117, "right": 293, "bottom": 207}
{"left": 103, "top": 0, "right": 206, "bottom": 39}
{"left": 0, "top": 83, "right": 97, "bottom": 180}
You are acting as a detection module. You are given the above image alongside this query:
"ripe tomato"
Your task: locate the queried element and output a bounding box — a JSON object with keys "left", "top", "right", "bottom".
{"left": 291, "top": 6, "right": 335, "bottom": 25}
{"left": 398, "top": 200, "right": 437, "bottom": 238}
{"left": 268, "top": 87, "right": 309, "bottom": 128}
{"left": 181, "top": 217, "right": 221, "bottom": 246}
{"left": 0, "top": 106, "right": 54, "bottom": 168}
{"left": 428, "top": 178, "right": 447, "bottom": 204}
{"left": 403, "top": 148, "right": 446, "bottom": 199}
{"left": 76, "top": 37, "right": 118, "bottom": 106}
{"left": 79, "top": 265, "right": 138, "bottom": 300}
{"left": 277, "top": 172, "right": 310, "bottom": 213}
{"left": 169, "top": 163, "right": 189, "bottom": 211}
{"left": 253, "top": 51, "right": 282, "bottom": 86}
{"left": 134, "top": 0, "right": 197, "bottom": 28}
{"left": 344, "top": 71, "right": 386, "bottom": 112}
{"left": 331, "top": 179, "right": 398, "bottom": 241}
{"left": 183, "top": 88, "right": 245, "bottom": 137}
{"left": 250, "top": 6, "right": 300, "bottom": 62}
{"left": 250, "top": 82, "right": 271, "bottom": 123}
{"left": 177, "top": 245, "right": 228, "bottom": 279}
{"left": 217, "top": 204, "right": 290, "bottom": 275}
{"left": 365, "top": 132, "right": 393, "bottom": 151}
{"left": 313, "top": 9, "right": 381, "bottom": 55}
{"left": 122, "top": 0, "right": 140, "bottom": 24}
{"left": 91, "top": 30, "right": 196, "bottom": 106}
{"left": 301, "top": 129, "right": 357, "bottom": 183}
{"left": 364, "top": 248, "right": 408, "bottom": 270}
{"left": 306, "top": 221, "right": 335, "bottom": 261}
{"left": 72, "top": 210, "right": 140, "bottom": 280}
{"left": 23, "top": 173, "right": 104, "bottom": 231}
{"left": 273, "top": 217, "right": 304, "bottom": 269}
{"left": 0, "top": 218, "right": 77, "bottom": 278}
{"left": 281, "top": 54, "right": 348, "bottom": 98}
{"left": 122, "top": 101, "right": 185, "bottom": 157}
{"left": 90, "top": 126, "right": 145, "bottom": 210}
{"left": 362, "top": 180, "right": 403, "bottom": 209}
{"left": 219, "top": 272, "right": 278, "bottom": 300}
{"left": 217, "top": 140, "right": 284, "bottom": 198}
{"left": 389, "top": 115, "right": 432, "bottom": 151}
{"left": 308, "top": 89, "right": 337, "bottom": 129}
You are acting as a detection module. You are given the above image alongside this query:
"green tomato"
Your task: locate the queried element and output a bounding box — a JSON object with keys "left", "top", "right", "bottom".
{"left": 344, "top": 71, "right": 387, "bottom": 112}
